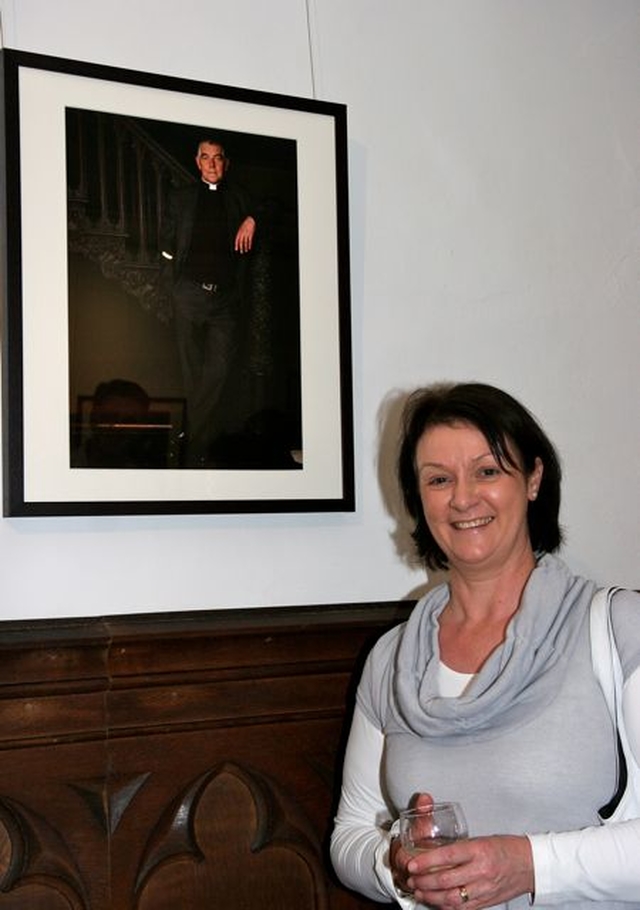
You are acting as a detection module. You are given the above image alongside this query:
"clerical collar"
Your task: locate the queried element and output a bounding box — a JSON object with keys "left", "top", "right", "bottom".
{"left": 201, "top": 179, "right": 220, "bottom": 191}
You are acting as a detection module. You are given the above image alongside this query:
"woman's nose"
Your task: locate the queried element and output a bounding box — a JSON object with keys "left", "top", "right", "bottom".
{"left": 450, "top": 478, "right": 477, "bottom": 510}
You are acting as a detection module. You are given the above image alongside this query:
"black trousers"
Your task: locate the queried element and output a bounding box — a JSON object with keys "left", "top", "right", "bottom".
{"left": 173, "top": 276, "right": 240, "bottom": 465}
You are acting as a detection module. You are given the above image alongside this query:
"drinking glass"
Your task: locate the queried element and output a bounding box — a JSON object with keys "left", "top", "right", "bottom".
{"left": 398, "top": 802, "right": 468, "bottom": 856}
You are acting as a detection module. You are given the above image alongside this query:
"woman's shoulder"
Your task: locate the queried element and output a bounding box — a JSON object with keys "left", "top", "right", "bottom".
{"left": 355, "top": 622, "right": 404, "bottom": 727}
{"left": 610, "top": 586, "right": 640, "bottom": 625}
{"left": 356, "top": 588, "right": 447, "bottom": 720}
{"left": 361, "top": 619, "right": 406, "bottom": 680}
{"left": 610, "top": 587, "right": 640, "bottom": 677}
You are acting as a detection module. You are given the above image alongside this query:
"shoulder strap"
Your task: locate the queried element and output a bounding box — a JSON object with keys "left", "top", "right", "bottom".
{"left": 590, "top": 586, "right": 634, "bottom": 820}
{"left": 590, "top": 585, "right": 640, "bottom": 825}
{"left": 589, "top": 587, "right": 621, "bottom": 720}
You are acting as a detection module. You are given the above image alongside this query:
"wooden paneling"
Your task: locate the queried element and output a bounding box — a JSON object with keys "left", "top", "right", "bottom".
{"left": 0, "top": 603, "right": 409, "bottom": 909}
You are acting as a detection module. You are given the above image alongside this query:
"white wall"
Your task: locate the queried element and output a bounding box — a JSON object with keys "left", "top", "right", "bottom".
{"left": 1, "top": 0, "right": 639, "bottom": 620}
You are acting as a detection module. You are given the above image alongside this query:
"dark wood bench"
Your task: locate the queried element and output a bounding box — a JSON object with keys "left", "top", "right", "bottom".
{"left": 0, "top": 602, "right": 410, "bottom": 909}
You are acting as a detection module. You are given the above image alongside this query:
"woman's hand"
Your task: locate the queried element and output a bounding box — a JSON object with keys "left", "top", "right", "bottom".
{"left": 390, "top": 791, "right": 435, "bottom": 896}
{"left": 390, "top": 832, "right": 415, "bottom": 897}
{"left": 407, "top": 834, "right": 534, "bottom": 909}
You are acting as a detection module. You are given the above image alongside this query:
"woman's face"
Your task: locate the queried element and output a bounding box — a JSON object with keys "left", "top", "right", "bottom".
{"left": 414, "top": 421, "right": 542, "bottom": 577}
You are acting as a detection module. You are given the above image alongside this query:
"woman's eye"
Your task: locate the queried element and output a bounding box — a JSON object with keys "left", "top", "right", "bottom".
{"left": 426, "top": 475, "right": 449, "bottom": 487}
{"left": 479, "top": 466, "right": 501, "bottom": 478}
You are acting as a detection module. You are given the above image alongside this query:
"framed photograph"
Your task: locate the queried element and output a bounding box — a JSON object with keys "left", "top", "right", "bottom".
{"left": 1, "top": 50, "right": 353, "bottom": 516}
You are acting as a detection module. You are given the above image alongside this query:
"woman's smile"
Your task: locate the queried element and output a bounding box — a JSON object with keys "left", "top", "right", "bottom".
{"left": 451, "top": 516, "right": 494, "bottom": 530}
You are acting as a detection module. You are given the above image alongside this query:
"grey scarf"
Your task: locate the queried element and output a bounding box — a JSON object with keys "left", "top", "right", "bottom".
{"left": 392, "top": 554, "right": 596, "bottom": 743}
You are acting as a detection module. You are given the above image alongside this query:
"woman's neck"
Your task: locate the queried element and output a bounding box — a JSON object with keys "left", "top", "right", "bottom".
{"left": 446, "top": 548, "right": 537, "bottom": 623}
{"left": 439, "top": 553, "right": 537, "bottom": 673}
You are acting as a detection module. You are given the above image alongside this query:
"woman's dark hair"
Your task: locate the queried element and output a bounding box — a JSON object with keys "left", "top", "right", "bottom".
{"left": 397, "top": 382, "right": 563, "bottom": 569}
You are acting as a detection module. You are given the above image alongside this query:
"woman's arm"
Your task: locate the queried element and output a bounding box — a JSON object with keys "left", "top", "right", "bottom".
{"left": 330, "top": 706, "right": 414, "bottom": 905}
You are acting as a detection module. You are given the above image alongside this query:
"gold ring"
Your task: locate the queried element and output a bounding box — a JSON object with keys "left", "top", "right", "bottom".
{"left": 459, "top": 885, "right": 470, "bottom": 903}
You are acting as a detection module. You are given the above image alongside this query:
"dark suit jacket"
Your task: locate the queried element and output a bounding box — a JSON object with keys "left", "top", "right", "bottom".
{"left": 159, "top": 179, "right": 255, "bottom": 291}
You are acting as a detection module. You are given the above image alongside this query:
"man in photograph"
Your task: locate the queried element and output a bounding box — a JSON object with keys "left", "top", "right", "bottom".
{"left": 160, "top": 137, "right": 257, "bottom": 467}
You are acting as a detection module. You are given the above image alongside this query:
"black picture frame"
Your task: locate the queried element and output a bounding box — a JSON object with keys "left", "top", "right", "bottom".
{"left": 1, "top": 49, "right": 353, "bottom": 516}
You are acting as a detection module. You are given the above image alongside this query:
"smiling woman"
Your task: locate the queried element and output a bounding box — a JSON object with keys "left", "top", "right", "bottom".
{"left": 330, "top": 381, "right": 640, "bottom": 910}
{"left": 398, "top": 382, "right": 563, "bottom": 572}
{"left": 415, "top": 422, "right": 542, "bottom": 584}
{"left": 415, "top": 421, "right": 544, "bottom": 676}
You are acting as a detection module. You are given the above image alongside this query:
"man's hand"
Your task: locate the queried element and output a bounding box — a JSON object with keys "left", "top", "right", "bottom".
{"left": 235, "top": 216, "right": 256, "bottom": 253}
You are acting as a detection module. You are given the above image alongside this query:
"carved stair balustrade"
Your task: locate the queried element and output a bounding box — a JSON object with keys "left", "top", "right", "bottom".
{"left": 66, "top": 110, "right": 190, "bottom": 324}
